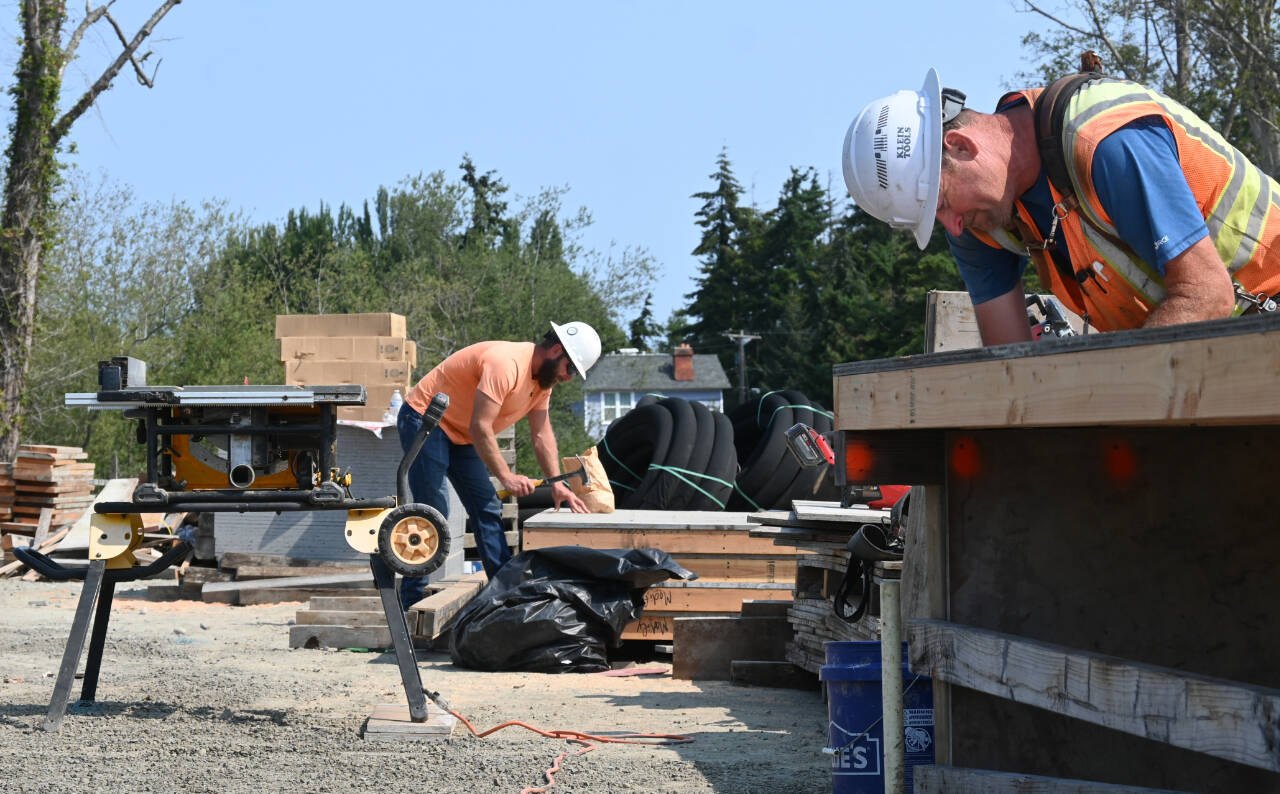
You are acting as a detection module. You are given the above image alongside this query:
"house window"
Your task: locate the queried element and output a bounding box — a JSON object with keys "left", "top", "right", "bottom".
{"left": 601, "top": 391, "right": 637, "bottom": 424}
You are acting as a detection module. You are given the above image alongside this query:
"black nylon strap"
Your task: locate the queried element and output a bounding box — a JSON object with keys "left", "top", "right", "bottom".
{"left": 1031, "top": 71, "right": 1102, "bottom": 310}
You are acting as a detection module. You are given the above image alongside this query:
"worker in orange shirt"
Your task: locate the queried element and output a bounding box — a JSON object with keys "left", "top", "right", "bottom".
{"left": 396, "top": 321, "right": 602, "bottom": 609}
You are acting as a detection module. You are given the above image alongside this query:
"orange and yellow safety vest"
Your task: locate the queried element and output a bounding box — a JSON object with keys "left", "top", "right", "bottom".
{"left": 974, "top": 78, "right": 1280, "bottom": 331}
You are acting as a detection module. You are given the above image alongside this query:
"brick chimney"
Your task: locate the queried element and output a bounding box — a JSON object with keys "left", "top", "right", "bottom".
{"left": 672, "top": 344, "right": 694, "bottom": 381}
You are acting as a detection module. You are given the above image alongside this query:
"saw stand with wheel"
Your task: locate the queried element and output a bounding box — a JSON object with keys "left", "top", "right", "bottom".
{"left": 17, "top": 356, "right": 453, "bottom": 732}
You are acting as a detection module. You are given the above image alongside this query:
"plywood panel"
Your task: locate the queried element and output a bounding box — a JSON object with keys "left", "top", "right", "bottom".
{"left": 835, "top": 315, "right": 1280, "bottom": 430}
{"left": 941, "top": 425, "right": 1280, "bottom": 791}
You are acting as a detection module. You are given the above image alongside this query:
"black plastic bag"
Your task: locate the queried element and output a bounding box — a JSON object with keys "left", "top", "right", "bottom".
{"left": 448, "top": 546, "right": 696, "bottom": 673}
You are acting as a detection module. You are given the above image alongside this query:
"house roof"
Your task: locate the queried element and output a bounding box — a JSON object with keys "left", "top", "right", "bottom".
{"left": 584, "top": 353, "right": 731, "bottom": 392}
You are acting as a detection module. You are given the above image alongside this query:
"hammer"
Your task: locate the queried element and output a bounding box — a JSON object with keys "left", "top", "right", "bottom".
{"left": 496, "top": 456, "right": 590, "bottom": 500}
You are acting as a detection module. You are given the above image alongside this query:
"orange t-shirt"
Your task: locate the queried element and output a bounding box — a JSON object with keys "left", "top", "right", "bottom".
{"left": 405, "top": 341, "right": 551, "bottom": 445}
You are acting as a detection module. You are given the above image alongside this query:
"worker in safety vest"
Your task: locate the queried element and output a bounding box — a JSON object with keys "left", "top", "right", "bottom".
{"left": 841, "top": 68, "right": 1280, "bottom": 344}
{"left": 397, "top": 321, "right": 601, "bottom": 608}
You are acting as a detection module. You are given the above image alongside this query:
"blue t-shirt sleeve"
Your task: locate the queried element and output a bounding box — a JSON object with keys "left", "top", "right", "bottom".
{"left": 947, "top": 229, "right": 1027, "bottom": 304}
{"left": 1090, "top": 119, "right": 1209, "bottom": 272}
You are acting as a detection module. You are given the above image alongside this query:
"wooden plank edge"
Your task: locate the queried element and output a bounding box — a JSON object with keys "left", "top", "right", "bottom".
{"left": 908, "top": 619, "right": 1280, "bottom": 774}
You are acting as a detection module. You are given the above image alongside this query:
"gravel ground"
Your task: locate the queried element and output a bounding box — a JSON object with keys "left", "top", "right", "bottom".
{"left": 0, "top": 579, "right": 830, "bottom": 793}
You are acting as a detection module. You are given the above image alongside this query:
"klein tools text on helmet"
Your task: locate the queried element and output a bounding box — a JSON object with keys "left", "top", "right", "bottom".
{"left": 550, "top": 320, "right": 602, "bottom": 377}
{"left": 841, "top": 68, "right": 966, "bottom": 250}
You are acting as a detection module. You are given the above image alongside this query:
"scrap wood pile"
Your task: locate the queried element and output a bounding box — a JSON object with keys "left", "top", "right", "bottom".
{"left": 0, "top": 446, "right": 94, "bottom": 579}
{"left": 748, "top": 499, "right": 901, "bottom": 674}
{"left": 0, "top": 445, "right": 94, "bottom": 535}
{"left": 150, "top": 552, "right": 376, "bottom": 606}
{"left": 1, "top": 476, "right": 189, "bottom": 581}
{"left": 599, "top": 391, "right": 839, "bottom": 512}
{"left": 288, "top": 571, "right": 487, "bottom": 650}
{"left": 521, "top": 510, "right": 797, "bottom": 645}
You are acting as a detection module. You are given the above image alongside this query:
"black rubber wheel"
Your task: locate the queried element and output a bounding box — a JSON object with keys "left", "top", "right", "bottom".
{"left": 376, "top": 503, "right": 451, "bottom": 577}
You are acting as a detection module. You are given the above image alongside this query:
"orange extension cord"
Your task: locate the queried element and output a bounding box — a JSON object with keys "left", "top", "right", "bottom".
{"left": 428, "top": 690, "right": 693, "bottom": 794}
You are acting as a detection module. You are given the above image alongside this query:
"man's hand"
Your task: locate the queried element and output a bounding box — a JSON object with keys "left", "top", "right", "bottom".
{"left": 498, "top": 471, "right": 537, "bottom": 498}
{"left": 551, "top": 480, "right": 587, "bottom": 513}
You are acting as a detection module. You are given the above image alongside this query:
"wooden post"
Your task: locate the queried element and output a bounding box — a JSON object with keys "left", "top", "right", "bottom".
{"left": 881, "top": 579, "right": 904, "bottom": 792}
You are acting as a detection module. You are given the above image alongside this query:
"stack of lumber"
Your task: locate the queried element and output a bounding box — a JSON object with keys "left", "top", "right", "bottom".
{"left": 748, "top": 499, "right": 898, "bottom": 674}
{"left": 0, "top": 461, "right": 11, "bottom": 521}
{"left": 288, "top": 571, "right": 485, "bottom": 649}
{"left": 3, "top": 445, "right": 94, "bottom": 539}
{"left": 147, "top": 552, "right": 375, "bottom": 605}
{"left": 276, "top": 312, "right": 417, "bottom": 423}
{"left": 522, "top": 510, "right": 798, "bottom": 643}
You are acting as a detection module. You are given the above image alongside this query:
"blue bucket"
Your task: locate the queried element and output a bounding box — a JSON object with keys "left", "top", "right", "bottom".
{"left": 820, "top": 641, "right": 934, "bottom": 794}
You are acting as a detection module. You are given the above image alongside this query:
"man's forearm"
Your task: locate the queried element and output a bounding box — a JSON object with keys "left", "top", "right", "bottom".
{"left": 1146, "top": 237, "right": 1236, "bottom": 327}
{"left": 1144, "top": 291, "right": 1232, "bottom": 327}
{"left": 469, "top": 422, "right": 513, "bottom": 479}
{"left": 530, "top": 425, "right": 562, "bottom": 479}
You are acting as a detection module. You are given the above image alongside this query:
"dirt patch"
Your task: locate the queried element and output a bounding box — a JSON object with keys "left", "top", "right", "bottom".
{"left": 0, "top": 579, "right": 830, "bottom": 793}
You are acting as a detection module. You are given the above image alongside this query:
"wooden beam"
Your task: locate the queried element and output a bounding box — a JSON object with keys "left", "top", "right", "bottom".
{"left": 202, "top": 571, "right": 372, "bottom": 594}
{"left": 621, "top": 611, "right": 735, "bottom": 641}
{"left": 835, "top": 315, "right": 1280, "bottom": 430}
{"left": 407, "top": 573, "right": 486, "bottom": 638}
{"left": 643, "top": 582, "right": 792, "bottom": 612}
{"left": 522, "top": 527, "right": 779, "bottom": 555}
{"left": 915, "top": 765, "right": 1191, "bottom": 793}
{"left": 900, "top": 485, "right": 950, "bottom": 764}
{"left": 907, "top": 619, "right": 1280, "bottom": 773}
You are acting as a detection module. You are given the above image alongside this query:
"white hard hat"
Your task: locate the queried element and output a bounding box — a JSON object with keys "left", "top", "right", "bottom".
{"left": 842, "top": 68, "right": 944, "bottom": 249}
{"left": 550, "top": 321, "right": 601, "bottom": 376}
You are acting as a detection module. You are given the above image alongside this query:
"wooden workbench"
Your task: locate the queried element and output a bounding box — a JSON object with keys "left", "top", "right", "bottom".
{"left": 832, "top": 311, "right": 1280, "bottom": 793}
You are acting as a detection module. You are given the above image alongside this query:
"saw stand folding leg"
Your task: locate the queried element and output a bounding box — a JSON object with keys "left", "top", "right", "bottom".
{"left": 42, "top": 559, "right": 112, "bottom": 732}
{"left": 369, "top": 554, "right": 430, "bottom": 722}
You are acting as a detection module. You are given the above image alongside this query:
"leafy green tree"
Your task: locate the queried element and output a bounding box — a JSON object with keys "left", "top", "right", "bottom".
{"left": 25, "top": 170, "right": 237, "bottom": 476}
{"left": 1017, "top": 0, "right": 1280, "bottom": 175}
{"left": 0, "top": 0, "right": 180, "bottom": 459}
{"left": 180, "top": 162, "right": 652, "bottom": 473}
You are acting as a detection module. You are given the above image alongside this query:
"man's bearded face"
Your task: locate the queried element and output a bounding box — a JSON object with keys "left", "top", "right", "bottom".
{"left": 536, "top": 354, "right": 567, "bottom": 389}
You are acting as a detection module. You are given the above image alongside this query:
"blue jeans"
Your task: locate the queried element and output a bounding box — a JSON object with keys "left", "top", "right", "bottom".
{"left": 396, "top": 402, "right": 510, "bottom": 610}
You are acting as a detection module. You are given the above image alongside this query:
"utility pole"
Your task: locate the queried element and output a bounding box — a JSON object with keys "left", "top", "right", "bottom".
{"left": 723, "top": 330, "right": 761, "bottom": 404}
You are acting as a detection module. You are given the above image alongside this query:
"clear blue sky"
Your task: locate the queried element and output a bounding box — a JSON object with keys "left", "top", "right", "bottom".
{"left": 1, "top": 1, "right": 1040, "bottom": 330}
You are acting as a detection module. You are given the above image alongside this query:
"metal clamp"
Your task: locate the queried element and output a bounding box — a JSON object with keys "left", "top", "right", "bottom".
{"left": 1235, "top": 283, "right": 1277, "bottom": 314}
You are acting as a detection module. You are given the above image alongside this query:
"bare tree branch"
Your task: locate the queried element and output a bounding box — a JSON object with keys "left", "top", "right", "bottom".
{"left": 1022, "top": 0, "right": 1094, "bottom": 37}
{"left": 1081, "top": 0, "right": 1134, "bottom": 78}
{"left": 60, "top": 2, "right": 111, "bottom": 78}
{"left": 51, "top": 0, "right": 181, "bottom": 145}
{"left": 100, "top": 7, "right": 161, "bottom": 87}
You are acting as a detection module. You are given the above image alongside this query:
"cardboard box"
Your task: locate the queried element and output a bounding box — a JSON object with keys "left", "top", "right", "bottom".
{"left": 274, "top": 313, "right": 406, "bottom": 340}
{"left": 280, "top": 336, "right": 412, "bottom": 363}
{"left": 338, "top": 385, "right": 403, "bottom": 423}
{"left": 406, "top": 339, "right": 417, "bottom": 369}
{"left": 285, "top": 360, "right": 412, "bottom": 387}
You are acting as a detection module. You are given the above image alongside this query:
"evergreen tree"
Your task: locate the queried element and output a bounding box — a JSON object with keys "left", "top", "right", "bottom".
{"left": 627, "top": 294, "right": 661, "bottom": 351}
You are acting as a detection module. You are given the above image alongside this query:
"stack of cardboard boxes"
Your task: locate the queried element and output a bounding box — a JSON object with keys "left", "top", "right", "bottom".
{"left": 275, "top": 313, "right": 418, "bottom": 422}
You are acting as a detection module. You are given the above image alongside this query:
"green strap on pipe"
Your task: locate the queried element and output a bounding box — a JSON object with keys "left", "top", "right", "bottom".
{"left": 646, "top": 464, "right": 733, "bottom": 509}
{"left": 600, "top": 436, "right": 642, "bottom": 484}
